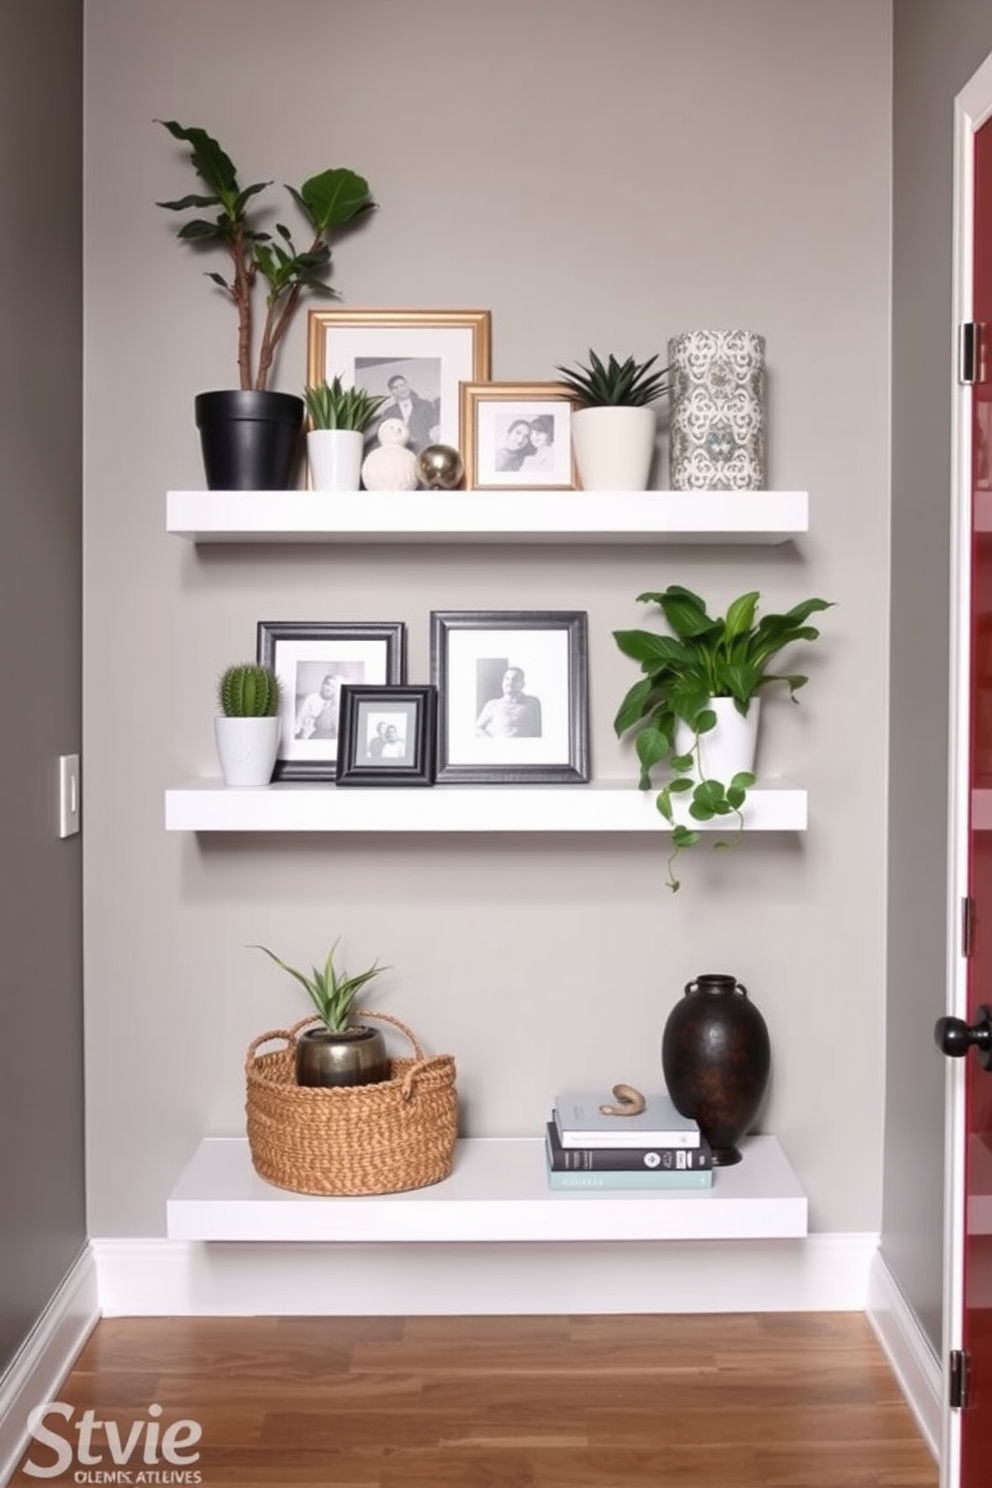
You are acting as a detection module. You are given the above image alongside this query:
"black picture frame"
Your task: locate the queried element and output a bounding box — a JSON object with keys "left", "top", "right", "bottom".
{"left": 430, "top": 610, "right": 589, "bottom": 784}
{"left": 335, "top": 685, "right": 438, "bottom": 786}
{"left": 257, "top": 621, "right": 406, "bottom": 781}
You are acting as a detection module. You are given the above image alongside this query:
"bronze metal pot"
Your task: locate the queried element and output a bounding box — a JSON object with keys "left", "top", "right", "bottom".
{"left": 294, "top": 1024, "right": 389, "bottom": 1087}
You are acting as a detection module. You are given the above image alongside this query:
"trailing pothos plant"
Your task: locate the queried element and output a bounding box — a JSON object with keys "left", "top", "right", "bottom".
{"left": 613, "top": 584, "right": 833, "bottom": 891}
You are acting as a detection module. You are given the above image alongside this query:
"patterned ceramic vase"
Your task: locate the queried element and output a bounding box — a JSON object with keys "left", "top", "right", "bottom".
{"left": 667, "top": 330, "right": 766, "bottom": 490}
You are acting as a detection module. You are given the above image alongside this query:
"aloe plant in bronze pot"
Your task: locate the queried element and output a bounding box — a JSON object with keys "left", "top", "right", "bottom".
{"left": 252, "top": 939, "right": 388, "bottom": 1087}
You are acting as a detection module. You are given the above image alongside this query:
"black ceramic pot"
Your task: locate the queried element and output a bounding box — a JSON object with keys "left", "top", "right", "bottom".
{"left": 661, "top": 973, "right": 770, "bottom": 1166}
{"left": 194, "top": 390, "right": 304, "bottom": 490}
{"left": 294, "top": 1025, "right": 390, "bottom": 1088}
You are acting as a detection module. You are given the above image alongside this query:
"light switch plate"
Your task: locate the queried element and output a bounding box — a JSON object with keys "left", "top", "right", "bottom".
{"left": 59, "top": 753, "right": 80, "bottom": 838}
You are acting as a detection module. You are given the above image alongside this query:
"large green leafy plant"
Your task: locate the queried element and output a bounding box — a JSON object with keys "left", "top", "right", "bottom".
{"left": 156, "top": 120, "right": 375, "bottom": 392}
{"left": 613, "top": 584, "right": 833, "bottom": 890}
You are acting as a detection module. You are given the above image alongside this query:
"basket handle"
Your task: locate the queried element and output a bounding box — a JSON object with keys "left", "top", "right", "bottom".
{"left": 246, "top": 1012, "right": 445, "bottom": 1098}
{"left": 245, "top": 1026, "right": 298, "bottom": 1071}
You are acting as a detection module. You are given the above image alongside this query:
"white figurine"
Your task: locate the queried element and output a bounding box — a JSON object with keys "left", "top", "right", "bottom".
{"left": 361, "top": 418, "right": 419, "bottom": 491}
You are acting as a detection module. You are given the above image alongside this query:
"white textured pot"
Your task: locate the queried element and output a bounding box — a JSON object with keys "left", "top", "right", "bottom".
{"left": 570, "top": 405, "right": 657, "bottom": 491}
{"left": 214, "top": 716, "right": 280, "bottom": 787}
{"left": 307, "top": 429, "right": 364, "bottom": 492}
{"left": 674, "top": 697, "right": 760, "bottom": 782}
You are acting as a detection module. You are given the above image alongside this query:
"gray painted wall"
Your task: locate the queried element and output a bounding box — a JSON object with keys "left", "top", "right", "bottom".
{"left": 885, "top": 0, "right": 992, "bottom": 1356}
{"left": 0, "top": 5, "right": 86, "bottom": 1370}
{"left": 84, "top": 0, "right": 892, "bottom": 1238}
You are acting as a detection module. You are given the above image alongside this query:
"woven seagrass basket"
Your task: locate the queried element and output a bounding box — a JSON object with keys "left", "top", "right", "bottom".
{"left": 245, "top": 1011, "right": 458, "bottom": 1196}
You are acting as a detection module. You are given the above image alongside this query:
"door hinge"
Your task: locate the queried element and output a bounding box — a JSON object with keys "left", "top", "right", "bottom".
{"left": 963, "top": 896, "right": 976, "bottom": 958}
{"left": 960, "top": 322, "right": 986, "bottom": 384}
{"left": 950, "top": 1348, "right": 970, "bottom": 1409}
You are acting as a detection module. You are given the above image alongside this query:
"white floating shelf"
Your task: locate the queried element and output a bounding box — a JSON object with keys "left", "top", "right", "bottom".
{"left": 166, "top": 489, "right": 808, "bottom": 545}
{"left": 167, "top": 1134, "right": 807, "bottom": 1244}
{"left": 164, "top": 779, "right": 808, "bottom": 833}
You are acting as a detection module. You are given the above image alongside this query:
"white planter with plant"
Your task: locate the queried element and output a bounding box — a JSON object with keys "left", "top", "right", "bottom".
{"left": 214, "top": 662, "right": 281, "bottom": 787}
{"left": 613, "top": 584, "right": 833, "bottom": 890}
{"left": 556, "top": 350, "right": 670, "bottom": 491}
{"left": 156, "top": 121, "right": 376, "bottom": 490}
{"left": 303, "top": 378, "right": 386, "bottom": 491}
{"left": 252, "top": 938, "right": 387, "bottom": 1087}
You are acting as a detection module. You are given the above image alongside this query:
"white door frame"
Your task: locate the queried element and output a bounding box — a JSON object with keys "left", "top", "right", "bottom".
{"left": 942, "top": 49, "right": 992, "bottom": 1488}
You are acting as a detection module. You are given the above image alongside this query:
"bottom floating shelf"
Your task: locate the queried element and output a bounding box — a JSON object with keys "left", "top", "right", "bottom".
{"left": 166, "top": 1134, "right": 808, "bottom": 1243}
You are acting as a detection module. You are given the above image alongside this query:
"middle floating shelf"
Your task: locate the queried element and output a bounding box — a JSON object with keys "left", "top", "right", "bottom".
{"left": 165, "top": 780, "right": 808, "bottom": 833}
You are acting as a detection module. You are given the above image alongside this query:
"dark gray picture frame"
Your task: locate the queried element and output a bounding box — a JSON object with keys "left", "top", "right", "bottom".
{"left": 430, "top": 610, "right": 589, "bottom": 784}
{"left": 335, "top": 685, "right": 438, "bottom": 786}
{"left": 257, "top": 620, "right": 406, "bottom": 781}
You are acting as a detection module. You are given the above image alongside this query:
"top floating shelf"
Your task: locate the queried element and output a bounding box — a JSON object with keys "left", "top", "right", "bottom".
{"left": 166, "top": 489, "right": 809, "bottom": 545}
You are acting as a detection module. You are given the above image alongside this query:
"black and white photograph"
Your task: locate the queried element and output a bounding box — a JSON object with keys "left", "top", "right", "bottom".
{"left": 430, "top": 611, "right": 589, "bottom": 783}
{"left": 307, "top": 309, "right": 491, "bottom": 461}
{"left": 257, "top": 621, "right": 406, "bottom": 780}
{"left": 336, "top": 685, "right": 438, "bottom": 787}
{"left": 354, "top": 357, "right": 441, "bottom": 457}
{"left": 461, "top": 382, "right": 579, "bottom": 490}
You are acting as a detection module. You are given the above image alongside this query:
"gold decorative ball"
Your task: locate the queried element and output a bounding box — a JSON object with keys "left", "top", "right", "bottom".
{"left": 416, "top": 444, "right": 464, "bottom": 490}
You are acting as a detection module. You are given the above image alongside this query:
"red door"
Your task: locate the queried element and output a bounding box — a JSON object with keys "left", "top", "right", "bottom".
{"left": 951, "top": 106, "right": 992, "bottom": 1488}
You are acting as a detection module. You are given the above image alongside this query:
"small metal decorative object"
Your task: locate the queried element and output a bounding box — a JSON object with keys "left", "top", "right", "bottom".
{"left": 598, "top": 1083, "right": 647, "bottom": 1117}
{"left": 416, "top": 443, "right": 465, "bottom": 490}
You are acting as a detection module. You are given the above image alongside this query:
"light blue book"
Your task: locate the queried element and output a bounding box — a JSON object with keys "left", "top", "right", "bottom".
{"left": 553, "top": 1090, "right": 700, "bottom": 1149}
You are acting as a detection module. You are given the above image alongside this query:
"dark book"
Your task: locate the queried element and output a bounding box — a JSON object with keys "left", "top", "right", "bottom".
{"left": 545, "top": 1119, "right": 713, "bottom": 1173}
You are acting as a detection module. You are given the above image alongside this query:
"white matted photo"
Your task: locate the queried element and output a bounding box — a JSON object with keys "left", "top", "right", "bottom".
{"left": 257, "top": 621, "right": 406, "bottom": 780}
{"left": 308, "top": 309, "right": 491, "bottom": 461}
{"left": 461, "top": 382, "right": 579, "bottom": 490}
{"left": 335, "top": 685, "right": 438, "bottom": 787}
{"left": 430, "top": 610, "right": 589, "bottom": 783}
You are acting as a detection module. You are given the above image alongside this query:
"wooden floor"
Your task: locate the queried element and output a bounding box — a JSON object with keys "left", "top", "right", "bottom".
{"left": 8, "top": 1313, "right": 937, "bottom": 1488}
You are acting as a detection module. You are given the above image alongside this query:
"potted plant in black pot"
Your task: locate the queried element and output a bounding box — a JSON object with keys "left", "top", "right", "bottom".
{"left": 251, "top": 938, "right": 388, "bottom": 1087}
{"left": 156, "top": 120, "right": 376, "bottom": 490}
{"left": 613, "top": 583, "right": 833, "bottom": 890}
{"left": 555, "top": 349, "right": 670, "bottom": 490}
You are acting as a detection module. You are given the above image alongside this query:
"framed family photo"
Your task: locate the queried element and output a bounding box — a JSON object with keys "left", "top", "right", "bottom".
{"left": 257, "top": 620, "right": 406, "bottom": 781}
{"left": 335, "top": 685, "right": 438, "bottom": 787}
{"left": 430, "top": 610, "right": 589, "bottom": 784}
{"left": 307, "top": 308, "right": 491, "bottom": 461}
{"left": 460, "top": 382, "right": 580, "bottom": 491}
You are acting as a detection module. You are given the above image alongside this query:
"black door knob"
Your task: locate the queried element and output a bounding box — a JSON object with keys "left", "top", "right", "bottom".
{"left": 935, "top": 1006, "right": 992, "bottom": 1070}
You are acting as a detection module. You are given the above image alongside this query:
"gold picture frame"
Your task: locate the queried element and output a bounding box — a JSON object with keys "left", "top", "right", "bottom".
{"left": 460, "top": 381, "right": 580, "bottom": 491}
{"left": 307, "top": 308, "right": 491, "bottom": 462}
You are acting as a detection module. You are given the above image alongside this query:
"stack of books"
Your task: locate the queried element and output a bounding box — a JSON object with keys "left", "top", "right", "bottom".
{"left": 546, "top": 1090, "right": 713, "bottom": 1190}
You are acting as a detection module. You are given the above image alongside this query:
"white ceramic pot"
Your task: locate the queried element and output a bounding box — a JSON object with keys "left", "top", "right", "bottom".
{"left": 214, "top": 716, "right": 280, "bottom": 787}
{"left": 570, "top": 405, "right": 657, "bottom": 491}
{"left": 674, "top": 697, "right": 760, "bottom": 782}
{"left": 307, "top": 429, "right": 364, "bottom": 492}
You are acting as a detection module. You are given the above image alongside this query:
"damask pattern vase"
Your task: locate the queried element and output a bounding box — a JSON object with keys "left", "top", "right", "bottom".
{"left": 667, "top": 330, "right": 766, "bottom": 491}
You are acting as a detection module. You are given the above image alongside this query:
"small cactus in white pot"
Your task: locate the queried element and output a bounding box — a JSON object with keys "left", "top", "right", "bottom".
{"left": 214, "top": 662, "right": 282, "bottom": 787}
{"left": 555, "top": 350, "right": 670, "bottom": 491}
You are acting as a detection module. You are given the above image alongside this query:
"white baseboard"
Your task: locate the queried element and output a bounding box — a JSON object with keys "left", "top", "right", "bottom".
{"left": 92, "top": 1232, "right": 878, "bottom": 1317}
{"left": 0, "top": 1246, "right": 100, "bottom": 1487}
{"left": 865, "top": 1250, "right": 941, "bottom": 1462}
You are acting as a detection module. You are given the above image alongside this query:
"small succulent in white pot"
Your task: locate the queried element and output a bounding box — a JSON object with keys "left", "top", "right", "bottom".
{"left": 555, "top": 351, "right": 670, "bottom": 491}
{"left": 303, "top": 377, "right": 386, "bottom": 491}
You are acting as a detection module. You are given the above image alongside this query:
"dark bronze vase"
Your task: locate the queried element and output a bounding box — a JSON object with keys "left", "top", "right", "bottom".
{"left": 294, "top": 1024, "right": 390, "bottom": 1088}
{"left": 661, "top": 973, "right": 770, "bottom": 1166}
